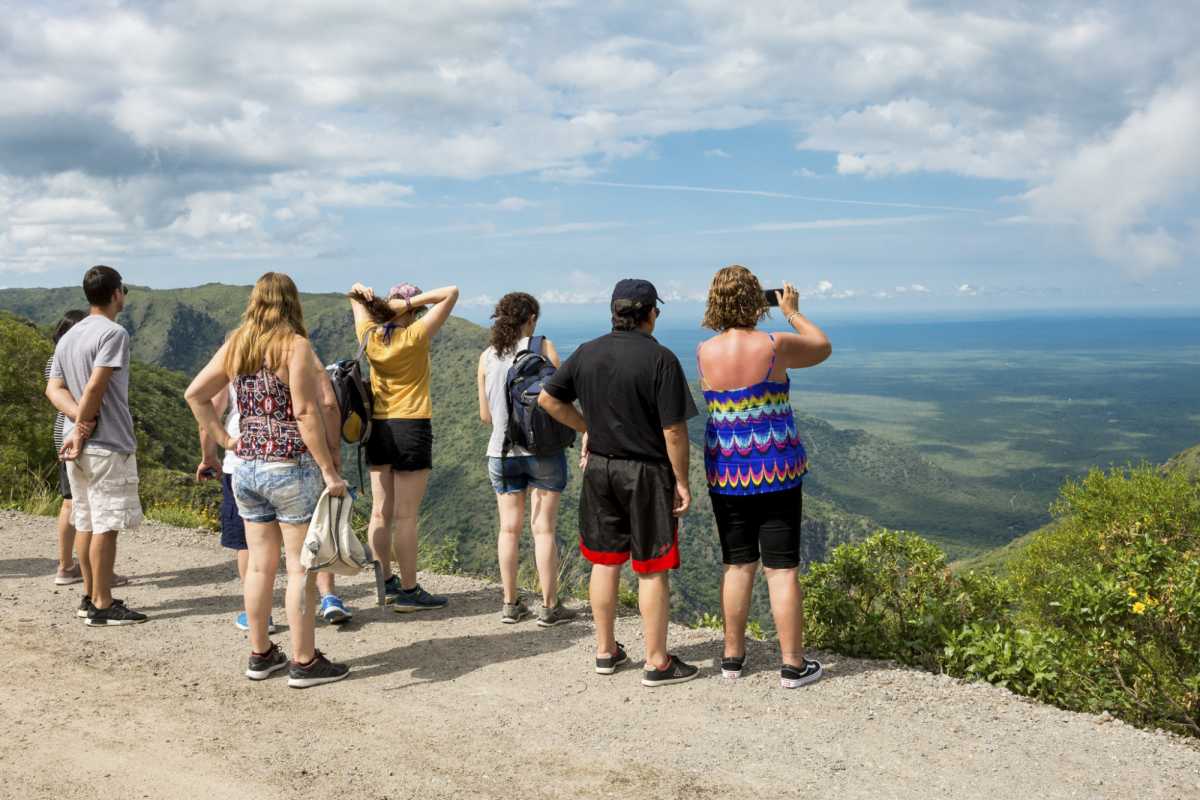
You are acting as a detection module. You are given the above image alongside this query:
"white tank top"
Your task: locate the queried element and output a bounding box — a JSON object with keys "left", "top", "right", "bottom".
{"left": 483, "top": 336, "right": 532, "bottom": 458}
{"left": 222, "top": 383, "right": 243, "bottom": 474}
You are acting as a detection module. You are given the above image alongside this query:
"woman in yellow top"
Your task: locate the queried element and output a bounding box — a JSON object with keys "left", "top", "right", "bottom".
{"left": 349, "top": 281, "right": 459, "bottom": 610}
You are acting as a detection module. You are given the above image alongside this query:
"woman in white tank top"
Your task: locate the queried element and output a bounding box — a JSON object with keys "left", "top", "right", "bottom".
{"left": 476, "top": 293, "right": 576, "bottom": 627}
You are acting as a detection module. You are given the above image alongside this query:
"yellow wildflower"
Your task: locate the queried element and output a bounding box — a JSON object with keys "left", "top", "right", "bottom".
{"left": 1131, "top": 602, "right": 1147, "bottom": 615}
{"left": 1127, "top": 587, "right": 1138, "bottom": 598}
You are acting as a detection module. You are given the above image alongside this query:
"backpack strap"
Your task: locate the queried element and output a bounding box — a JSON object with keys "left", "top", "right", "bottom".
{"left": 529, "top": 335, "right": 545, "bottom": 356}
{"left": 355, "top": 326, "right": 376, "bottom": 362}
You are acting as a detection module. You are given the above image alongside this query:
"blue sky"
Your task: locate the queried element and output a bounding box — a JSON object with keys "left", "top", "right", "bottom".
{"left": 0, "top": 1, "right": 1196, "bottom": 322}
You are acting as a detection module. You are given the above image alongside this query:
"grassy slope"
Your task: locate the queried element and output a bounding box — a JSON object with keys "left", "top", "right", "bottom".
{"left": 951, "top": 446, "right": 1200, "bottom": 574}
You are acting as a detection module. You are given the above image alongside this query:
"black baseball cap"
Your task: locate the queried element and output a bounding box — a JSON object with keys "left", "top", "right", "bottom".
{"left": 611, "top": 278, "right": 664, "bottom": 308}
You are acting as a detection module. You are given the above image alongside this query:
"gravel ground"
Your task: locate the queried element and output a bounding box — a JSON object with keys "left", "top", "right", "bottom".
{"left": 1, "top": 510, "right": 1197, "bottom": 800}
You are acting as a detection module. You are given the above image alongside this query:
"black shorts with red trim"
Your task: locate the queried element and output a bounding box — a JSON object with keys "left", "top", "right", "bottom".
{"left": 579, "top": 454, "right": 679, "bottom": 574}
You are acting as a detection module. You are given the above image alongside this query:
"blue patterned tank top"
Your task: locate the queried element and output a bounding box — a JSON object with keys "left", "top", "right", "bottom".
{"left": 700, "top": 333, "right": 807, "bottom": 496}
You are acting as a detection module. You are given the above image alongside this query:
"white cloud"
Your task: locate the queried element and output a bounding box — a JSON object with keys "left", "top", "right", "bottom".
{"left": 1024, "top": 78, "right": 1200, "bottom": 276}
{"left": 704, "top": 148, "right": 732, "bottom": 158}
{"left": 958, "top": 283, "right": 980, "bottom": 296}
{"left": 460, "top": 293, "right": 497, "bottom": 308}
{"left": 793, "top": 168, "right": 818, "bottom": 177}
{"left": 805, "top": 99, "right": 1070, "bottom": 181}
{"left": 0, "top": 1, "right": 1194, "bottom": 276}
{"left": 487, "top": 196, "right": 537, "bottom": 212}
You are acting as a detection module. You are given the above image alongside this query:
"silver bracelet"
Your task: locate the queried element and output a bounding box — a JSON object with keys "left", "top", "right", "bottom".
{"left": 786, "top": 311, "right": 803, "bottom": 326}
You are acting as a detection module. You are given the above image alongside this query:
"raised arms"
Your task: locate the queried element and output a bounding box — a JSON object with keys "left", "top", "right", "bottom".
{"left": 407, "top": 285, "right": 459, "bottom": 338}
{"left": 774, "top": 282, "right": 832, "bottom": 369}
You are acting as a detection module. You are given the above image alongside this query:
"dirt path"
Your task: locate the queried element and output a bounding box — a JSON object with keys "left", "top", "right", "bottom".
{"left": 1, "top": 510, "right": 1197, "bottom": 800}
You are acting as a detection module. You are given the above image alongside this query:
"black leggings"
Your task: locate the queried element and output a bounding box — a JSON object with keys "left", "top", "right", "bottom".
{"left": 709, "top": 485, "right": 803, "bottom": 569}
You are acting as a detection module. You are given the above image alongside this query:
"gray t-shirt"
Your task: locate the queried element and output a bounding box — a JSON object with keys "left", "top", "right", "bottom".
{"left": 50, "top": 315, "right": 137, "bottom": 454}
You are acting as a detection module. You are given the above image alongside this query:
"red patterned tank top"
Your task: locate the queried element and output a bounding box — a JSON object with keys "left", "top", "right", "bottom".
{"left": 234, "top": 367, "right": 307, "bottom": 462}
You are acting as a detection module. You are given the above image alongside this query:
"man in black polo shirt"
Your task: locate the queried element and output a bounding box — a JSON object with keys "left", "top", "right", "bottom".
{"left": 539, "top": 279, "right": 700, "bottom": 687}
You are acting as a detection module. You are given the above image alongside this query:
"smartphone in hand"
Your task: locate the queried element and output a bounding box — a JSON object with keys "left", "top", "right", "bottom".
{"left": 763, "top": 289, "right": 782, "bottom": 307}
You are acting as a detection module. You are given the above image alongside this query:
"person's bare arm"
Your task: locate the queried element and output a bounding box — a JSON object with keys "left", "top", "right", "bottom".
{"left": 289, "top": 338, "right": 347, "bottom": 496}
{"left": 348, "top": 282, "right": 374, "bottom": 327}
{"left": 663, "top": 421, "right": 691, "bottom": 516}
{"left": 312, "top": 349, "right": 342, "bottom": 471}
{"left": 185, "top": 343, "right": 236, "bottom": 455}
{"left": 45, "top": 377, "right": 81, "bottom": 422}
{"left": 196, "top": 390, "right": 228, "bottom": 481}
{"left": 57, "top": 367, "right": 116, "bottom": 459}
{"left": 404, "top": 285, "right": 459, "bottom": 338}
{"left": 538, "top": 390, "right": 587, "bottom": 433}
{"left": 46, "top": 378, "right": 94, "bottom": 457}
{"left": 774, "top": 282, "right": 832, "bottom": 369}
{"left": 543, "top": 338, "right": 561, "bottom": 368}
{"left": 477, "top": 351, "right": 492, "bottom": 424}
{"left": 73, "top": 367, "right": 115, "bottom": 429}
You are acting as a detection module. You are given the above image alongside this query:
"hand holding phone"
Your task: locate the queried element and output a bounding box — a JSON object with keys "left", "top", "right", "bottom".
{"left": 763, "top": 288, "right": 782, "bottom": 307}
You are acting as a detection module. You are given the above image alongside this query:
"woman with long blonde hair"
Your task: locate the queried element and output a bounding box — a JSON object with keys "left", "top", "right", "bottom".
{"left": 186, "top": 272, "right": 350, "bottom": 688}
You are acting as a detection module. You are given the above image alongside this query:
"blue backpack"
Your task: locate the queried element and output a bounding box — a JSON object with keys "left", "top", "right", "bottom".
{"left": 503, "top": 336, "right": 576, "bottom": 456}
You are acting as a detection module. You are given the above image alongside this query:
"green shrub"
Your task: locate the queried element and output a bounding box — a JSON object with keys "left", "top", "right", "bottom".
{"left": 802, "top": 529, "right": 988, "bottom": 670}
{"left": 944, "top": 623, "right": 1065, "bottom": 703}
{"left": 1007, "top": 465, "right": 1200, "bottom": 736}
{"left": 146, "top": 502, "right": 219, "bottom": 531}
{"left": 0, "top": 313, "right": 57, "bottom": 499}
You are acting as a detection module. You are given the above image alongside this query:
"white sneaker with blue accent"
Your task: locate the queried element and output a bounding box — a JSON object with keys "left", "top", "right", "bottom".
{"left": 320, "top": 594, "right": 352, "bottom": 624}
{"left": 235, "top": 611, "right": 277, "bottom": 634}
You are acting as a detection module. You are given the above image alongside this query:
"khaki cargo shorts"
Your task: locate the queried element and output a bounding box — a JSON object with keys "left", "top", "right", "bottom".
{"left": 66, "top": 448, "right": 144, "bottom": 533}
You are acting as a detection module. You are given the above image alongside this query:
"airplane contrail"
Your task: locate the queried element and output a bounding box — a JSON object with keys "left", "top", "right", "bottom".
{"left": 568, "top": 180, "right": 984, "bottom": 213}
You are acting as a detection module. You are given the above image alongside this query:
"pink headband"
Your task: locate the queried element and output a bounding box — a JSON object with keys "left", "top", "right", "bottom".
{"left": 388, "top": 283, "right": 421, "bottom": 301}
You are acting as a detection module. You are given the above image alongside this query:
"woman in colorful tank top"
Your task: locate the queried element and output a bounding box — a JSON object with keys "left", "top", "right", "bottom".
{"left": 186, "top": 272, "right": 350, "bottom": 689}
{"left": 697, "top": 265, "right": 831, "bottom": 690}
{"left": 348, "top": 280, "right": 458, "bottom": 612}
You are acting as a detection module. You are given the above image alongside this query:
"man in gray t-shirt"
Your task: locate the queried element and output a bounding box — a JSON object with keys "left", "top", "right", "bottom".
{"left": 45, "top": 265, "right": 147, "bottom": 627}
{"left": 51, "top": 315, "right": 136, "bottom": 453}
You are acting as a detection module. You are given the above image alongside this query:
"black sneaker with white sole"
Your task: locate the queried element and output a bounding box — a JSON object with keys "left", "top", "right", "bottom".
{"left": 287, "top": 650, "right": 350, "bottom": 688}
{"left": 780, "top": 659, "right": 823, "bottom": 689}
{"left": 85, "top": 599, "right": 147, "bottom": 626}
{"left": 721, "top": 654, "right": 746, "bottom": 679}
{"left": 642, "top": 655, "right": 700, "bottom": 687}
{"left": 77, "top": 594, "right": 94, "bottom": 619}
{"left": 595, "top": 643, "right": 629, "bottom": 675}
{"left": 246, "top": 643, "right": 289, "bottom": 681}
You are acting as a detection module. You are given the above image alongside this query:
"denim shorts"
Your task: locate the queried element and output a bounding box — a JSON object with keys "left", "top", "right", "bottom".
{"left": 487, "top": 452, "right": 569, "bottom": 494}
{"left": 232, "top": 455, "right": 323, "bottom": 525}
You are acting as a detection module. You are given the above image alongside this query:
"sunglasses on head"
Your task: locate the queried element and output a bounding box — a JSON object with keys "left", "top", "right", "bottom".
{"left": 120, "top": 284, "right": 130, "bottom": 295}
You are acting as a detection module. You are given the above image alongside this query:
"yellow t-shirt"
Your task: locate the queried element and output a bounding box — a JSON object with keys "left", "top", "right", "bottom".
{"left": 356, "top": 319, "right": 432, "bottom": 420}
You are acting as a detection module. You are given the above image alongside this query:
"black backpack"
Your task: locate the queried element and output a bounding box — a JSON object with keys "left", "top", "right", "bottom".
{"left": 503, "top": 336, "right": 576, "bottom": 456}
{"left": 325, "top": 331, "right": 375, "bottom": 486}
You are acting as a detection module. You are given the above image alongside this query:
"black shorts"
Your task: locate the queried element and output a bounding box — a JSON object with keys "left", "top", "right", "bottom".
{"left": 710, "top": 484, "right": 803, "bottom": 569}
{"left": 220, "top": 472, "right": 247, "bottom": 550}
{"left": 366, "top": 419, "right": 433, "bottom": 472}
{"left": 58, "top": 462, "right": 72, "bottom": 500}
{"left": 579, "top": 454, "right": 679, "bottom": 574}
